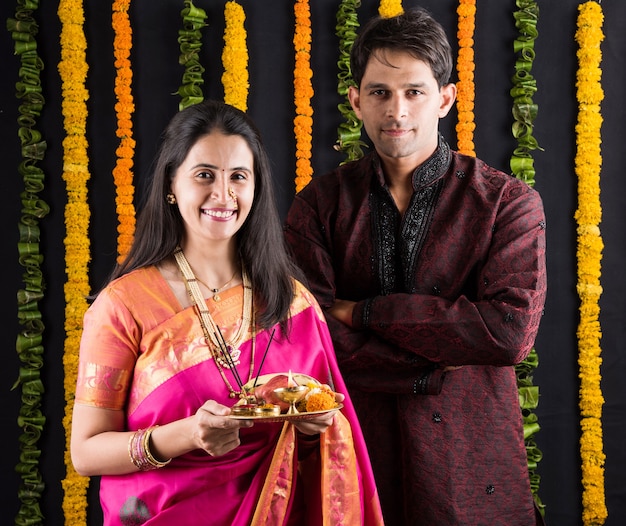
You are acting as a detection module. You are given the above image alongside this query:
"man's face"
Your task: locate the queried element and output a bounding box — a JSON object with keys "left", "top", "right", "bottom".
{"left": 349, "top": 48, "right": 456, "bottom": 168}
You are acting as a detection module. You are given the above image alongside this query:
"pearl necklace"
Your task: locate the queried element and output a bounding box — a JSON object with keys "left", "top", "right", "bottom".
{"left": 174, "top": 248, "right": 255, "bottom": 398}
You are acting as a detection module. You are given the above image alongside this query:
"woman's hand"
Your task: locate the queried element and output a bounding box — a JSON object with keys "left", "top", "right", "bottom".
{"left": 191, "top": 400, "right": 254, "bottom": 457}
{"left": 293, "top": 411, "right": 336, "bottom": 435}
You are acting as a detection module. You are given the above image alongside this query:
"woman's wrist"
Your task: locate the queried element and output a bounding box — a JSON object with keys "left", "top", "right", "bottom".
{"left": 128, "top": 425, "right": 172, "bottom": 471}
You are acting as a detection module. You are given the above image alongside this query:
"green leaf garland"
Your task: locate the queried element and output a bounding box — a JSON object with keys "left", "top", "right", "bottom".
{"left": 510, "top": 0, "right": 542, "bottom": 184}
{"left": 334, "top": 0, "right": 367, "bottom": 164}
{"left": 6, "top": 0, "right": 49, "bottom": 524}
{"left": 509, "top": 0, "right": 544, "bottom": 516}
{"left": 177, "top": 0, "right": 208, "bottom": 110}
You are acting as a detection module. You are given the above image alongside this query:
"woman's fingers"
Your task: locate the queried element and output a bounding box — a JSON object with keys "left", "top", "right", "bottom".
{"left": 193, "top": 400, "right": 253, "bottom": 456}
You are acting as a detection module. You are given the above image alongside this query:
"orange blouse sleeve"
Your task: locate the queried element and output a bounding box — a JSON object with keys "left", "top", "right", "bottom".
{"left": 74, "top": 286, "right": 140, "bottom": 410}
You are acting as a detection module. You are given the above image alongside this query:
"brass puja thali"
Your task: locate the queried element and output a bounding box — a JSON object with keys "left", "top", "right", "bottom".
{"left": 228, "top": 372, "right": 342, "bottom": 422}
{"left": 229, "top": 405, "right": 343, "bottom": 423}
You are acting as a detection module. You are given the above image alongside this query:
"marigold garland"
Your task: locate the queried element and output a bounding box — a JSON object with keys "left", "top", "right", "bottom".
{"left": 293, "top": 0, "right": 314, "bottom": 193}
{"left": 7, "top": 1, "right": 49, "bottom": 523}
{"left": 509, "top": 0, "right": 544, "bottom": 515}
{"left": 177, "top": 0, "right": 208, "bottom": 110}
{"left": 112, "top": 0, "right": 136, "bottom": 262}
{"left": 222, "top": 1, "right": 249, "bottom": 112}
{"left": 378, "top": 0, "right": 403, "bottom": 18}
{"left": 574, "top": 2, "right": 607, "bottom": 524}
{"left": 334, "top": 0, "right": 367, "bottom": 164}
{"left": 57, "top": 0, "right": 92, "bottom": 523}
{"left": 455, "top": 0, "right": 476, "bottom": 156}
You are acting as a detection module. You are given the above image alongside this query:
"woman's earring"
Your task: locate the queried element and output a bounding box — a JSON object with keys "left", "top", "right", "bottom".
{"left": 166, "top": 193, "right": 177, "bottom": 204}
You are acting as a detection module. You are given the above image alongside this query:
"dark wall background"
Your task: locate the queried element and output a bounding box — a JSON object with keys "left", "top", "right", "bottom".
{"left": 1, "top": 1, "right": 625, "bottom": 525}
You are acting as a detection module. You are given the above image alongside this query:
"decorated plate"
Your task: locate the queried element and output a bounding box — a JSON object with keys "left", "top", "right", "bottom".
{"left": 229, "top": 372, "right": 341, "bottom": 422}
{"left": 229, "top": 404, "right": 343, "bottom": 423}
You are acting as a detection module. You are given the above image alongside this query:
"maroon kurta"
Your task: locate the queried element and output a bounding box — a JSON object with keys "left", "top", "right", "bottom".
{"left": 285, "top": 138, "right": 547, "bottom": 526}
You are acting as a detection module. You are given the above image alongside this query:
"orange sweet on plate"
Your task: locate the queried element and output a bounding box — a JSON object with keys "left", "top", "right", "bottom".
{"left": 305, "top": 389, "right": 336, "bottom": 412}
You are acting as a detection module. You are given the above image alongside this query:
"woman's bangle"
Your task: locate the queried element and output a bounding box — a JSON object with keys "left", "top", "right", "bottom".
{"left": 128, "top": 425, "right": 172, "bottom": 471}
{"left": 128, "top": 428, "right": 149, "bottom": 470}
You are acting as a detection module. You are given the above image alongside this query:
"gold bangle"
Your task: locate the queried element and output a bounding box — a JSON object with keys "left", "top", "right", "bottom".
{"left": 142, "top": 425, "right": 172, "bottom": 469}
{"left": 128, "top": 426, "right": 172, "bottom": 471}
{"left": 128, "top": 428, "right": 151, "bottom": 471}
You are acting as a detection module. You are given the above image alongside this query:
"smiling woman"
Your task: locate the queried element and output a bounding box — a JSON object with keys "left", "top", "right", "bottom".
{"left": 68, "top": 99, "right": 383, "bottom": 525}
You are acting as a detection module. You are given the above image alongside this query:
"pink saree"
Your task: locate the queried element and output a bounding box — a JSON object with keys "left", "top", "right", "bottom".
{"left": 75, "top": 267, "right": 383, "bottom": 525}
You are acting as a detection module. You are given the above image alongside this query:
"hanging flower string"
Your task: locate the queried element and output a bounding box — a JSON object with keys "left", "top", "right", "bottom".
{"left": 177, "top": 0, "right": 208, "bottom": 110}
{"left": 574, "top": 2, "right": 607, "bottom": 525}
{"left": 509, "top": 0, "right": 544, "bottom": 515}
{"left": 293, "top": 0, "right": 314, "bottom": 193}
{"left": 7, "top": 0, "right": 49, "bottom": 523}
{"left": 112, "top": 0, "right": 136, "bottom": 262}
{"left": 510, "top": 0, "right": 542, "bottom": 185}
{"left": 334, "top": 0, "right": 366, "bottom": 164}
{"left": 455, "top": 0, "right": 476, "bottom": 156}
{"left": 378, "top": 0, "right": 403, "bottom": 18}
{"left": 57, "top": 0, "right": 92, "bottom": 523}
{"left": 222, "top": 1, "right": 249, "bottom": 112}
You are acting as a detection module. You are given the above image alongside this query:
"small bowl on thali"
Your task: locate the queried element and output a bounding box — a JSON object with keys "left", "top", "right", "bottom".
{"left": 230, "top": 404, "right": 258, "bottom": 417}
{"left": 253, "top": 404, "right": 281, "bottom": 417}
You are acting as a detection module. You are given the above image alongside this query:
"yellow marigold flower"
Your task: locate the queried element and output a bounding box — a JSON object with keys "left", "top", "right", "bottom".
{"left": 575, "top": 3, "right": 607, "bottom": 524}
{"left": 222, "top": 1, "right": 249, "bottom": 111}
{"left": 378, "top": 0, "right": 403, "bottom": 18}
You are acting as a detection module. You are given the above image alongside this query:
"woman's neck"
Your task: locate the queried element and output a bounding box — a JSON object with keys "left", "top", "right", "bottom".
{"left": 177, "top": 240, "right": 240, "bottom": 293}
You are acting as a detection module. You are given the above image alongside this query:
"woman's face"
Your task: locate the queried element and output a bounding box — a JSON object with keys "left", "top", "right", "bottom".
{"left": 170, "top": 131, "right": 255, "bottom": 246}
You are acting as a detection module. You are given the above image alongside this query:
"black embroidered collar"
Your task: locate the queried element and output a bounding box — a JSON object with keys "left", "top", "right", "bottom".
{"left": 372, "top": 133, "right": 452, "bottom": 190}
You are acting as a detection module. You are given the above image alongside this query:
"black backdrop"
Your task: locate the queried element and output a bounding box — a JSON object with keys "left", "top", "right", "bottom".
{"left": 1, "top": 1, "right": 625, "bottom": 525}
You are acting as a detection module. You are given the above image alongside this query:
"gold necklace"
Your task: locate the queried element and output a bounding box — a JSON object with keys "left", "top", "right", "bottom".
{"left": 195, "top": 269, "right": 238, "bottom": 302}
{"left": 174, "top": 248, "right": 255, "bottom": 398}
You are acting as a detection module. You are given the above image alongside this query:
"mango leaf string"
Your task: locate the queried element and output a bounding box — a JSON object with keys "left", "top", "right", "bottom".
{"left": 509, "top": 0, "right": 544, "bottom": 516}
{"left": 7, "top": 1, "right": 48, "bottom": 523}
{"left": 177, "top": 0, "right": 207, "bottom": 110}
{"left": 334, "top": 0, "right": 368, "bottom": 164}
